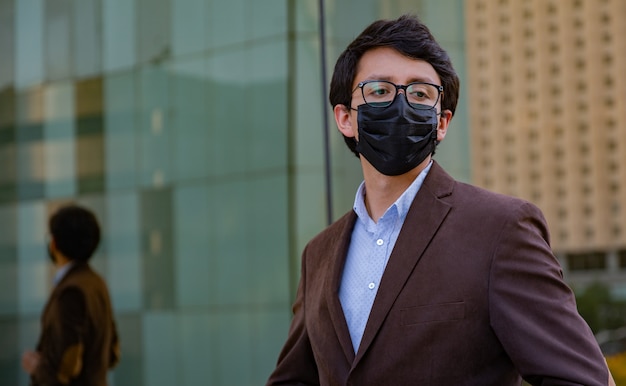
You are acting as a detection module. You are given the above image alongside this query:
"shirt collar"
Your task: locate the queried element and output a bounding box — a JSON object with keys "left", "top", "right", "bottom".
{"left": 353, "top": 161, "right": 433, "bottom": 225}
{"left": 53, "top": 261, "right": 75, "bottom": 286}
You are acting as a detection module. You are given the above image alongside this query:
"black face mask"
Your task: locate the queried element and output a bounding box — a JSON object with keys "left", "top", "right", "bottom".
{"left": 355, "top": 96, "right": 438, "bottom": 176}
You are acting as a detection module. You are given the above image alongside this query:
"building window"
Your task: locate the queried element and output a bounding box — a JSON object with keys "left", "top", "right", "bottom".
{"left": 618, "top": 250, "right": 626, "bottom": 269}
{"left": 567, "top": 251, "right": 606, "bottom": 271}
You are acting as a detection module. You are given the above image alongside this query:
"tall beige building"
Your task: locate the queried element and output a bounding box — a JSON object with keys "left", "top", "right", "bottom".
{"left": 465, "top": 0, "right": 626, "bottom": 287}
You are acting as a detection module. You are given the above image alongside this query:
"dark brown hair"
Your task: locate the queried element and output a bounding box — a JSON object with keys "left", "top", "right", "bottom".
{"left": 49, "top": 204, "right": 101, "bottom": 263}
{"left": 329, "top": 14, "right": 460, "bottom": 156}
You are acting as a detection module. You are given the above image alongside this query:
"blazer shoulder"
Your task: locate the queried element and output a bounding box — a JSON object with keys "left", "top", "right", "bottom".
{"left": 454, "top": 181, "right": 542, "bottom": 215}
{"left": 298, "top": 211, "right": 357, "bottom": 273}
{"left": 427, "top": 161, "right": 537, "bottom": 216}
{"left": 445, "top": 182, "right": 551, "bottom": 247}
{"left": 60, "top": 263, "right": 109, "bottom": 294}
{"left": 306, "top": 210, "right": 356, "bottom": 249}
{"left": 423, "top": 163, "right": 546, "bottom": 226}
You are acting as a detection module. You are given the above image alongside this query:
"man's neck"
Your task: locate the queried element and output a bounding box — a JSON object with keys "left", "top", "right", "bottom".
{"left": 52, "top": 258, "right": 75, "bottom": 286}
{"left": 361, "top": 157, "right": 431, "bottom": 222}
{"left": 54, "top": 254, "right": 72, "bottom": 269}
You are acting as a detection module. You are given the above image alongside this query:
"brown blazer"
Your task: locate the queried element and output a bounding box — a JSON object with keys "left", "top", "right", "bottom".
{"left": 32, "top": 262, "right": 119, "bottom": 386}
{"left": 268, "top": 161, "right": 608, "bottom": 386}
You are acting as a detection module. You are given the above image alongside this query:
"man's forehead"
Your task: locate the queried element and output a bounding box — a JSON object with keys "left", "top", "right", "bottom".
{"left": 354, "top": 48, "right": 441, "bottom": 86}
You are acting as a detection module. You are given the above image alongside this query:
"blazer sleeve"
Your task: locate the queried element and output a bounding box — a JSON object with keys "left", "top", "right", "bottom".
{"left": 34, "top": 286, "right": 87, "bottom": 385}
{"left": 109, "top": 318, "right": 121, "bottom": 369}
{"left": 488, "top": 201, "right": 609, "bottom": 386}
{"left": 266, "top": 246, "right": 320, "bottom": 385}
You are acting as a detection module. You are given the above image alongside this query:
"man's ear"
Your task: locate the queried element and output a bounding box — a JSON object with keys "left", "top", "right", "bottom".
{"left": 334, "top": 104, "right": 356, "bottom": 138}
{"left": 437, "top": 110, "right": 452, "bottom": 142}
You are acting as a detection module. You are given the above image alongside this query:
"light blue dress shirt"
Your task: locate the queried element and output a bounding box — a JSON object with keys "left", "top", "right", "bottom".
{"left": 53, "top": 261, "right": 74, "bottom": 286}
{"left": 339, "top": 162, "right": 432, "bottom": 352}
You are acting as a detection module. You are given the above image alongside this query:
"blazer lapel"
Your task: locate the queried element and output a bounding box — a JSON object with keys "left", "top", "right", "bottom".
{"left": 353, "top": 162, "right": 454, "bottom": 365}
{"left": 324, "top": 211, "right": 358, "bottom": 363}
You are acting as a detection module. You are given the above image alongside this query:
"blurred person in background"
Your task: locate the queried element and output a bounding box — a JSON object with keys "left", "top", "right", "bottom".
{"left": 22, "top": 204, "right": 120, "bottom": 386}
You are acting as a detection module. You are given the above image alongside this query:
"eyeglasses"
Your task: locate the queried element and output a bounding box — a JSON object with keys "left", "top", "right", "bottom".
{"left": 352, "top": 80, "right": 443, "bottom": 110}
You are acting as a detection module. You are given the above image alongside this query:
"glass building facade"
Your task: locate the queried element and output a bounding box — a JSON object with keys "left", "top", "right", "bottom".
{"left": 0, "top": 0, "right": 468, "bottom": 385}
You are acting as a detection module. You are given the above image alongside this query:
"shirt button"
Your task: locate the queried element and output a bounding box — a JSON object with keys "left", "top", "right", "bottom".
{"left": 376, "top": 239, "right": 384, "bottom": 246}
{"left": 368, "top": 282, "right": 376, "bottom": 290}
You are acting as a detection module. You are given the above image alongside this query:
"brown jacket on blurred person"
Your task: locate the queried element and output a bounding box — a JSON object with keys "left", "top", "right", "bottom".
{"left": 22, "top": 204, "right": 120, "bottom": 386}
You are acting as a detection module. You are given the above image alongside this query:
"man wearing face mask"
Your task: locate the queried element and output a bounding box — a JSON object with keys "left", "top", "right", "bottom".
{"left": 21, "top": 204, "right": 120, "bottom": 386}
{"left": 267, "top": 14, "right": 616, "bottom": 386}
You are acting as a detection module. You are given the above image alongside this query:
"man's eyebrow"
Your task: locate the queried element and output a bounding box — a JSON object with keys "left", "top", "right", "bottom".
{"left": 407, "top": 75, "right": 438, "bottom": 84}
{"left": 358, "top": 74, "right": 393, "bottom": 82}
{"left": 360, "top": 75, "right": 438, "bottom": 84}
